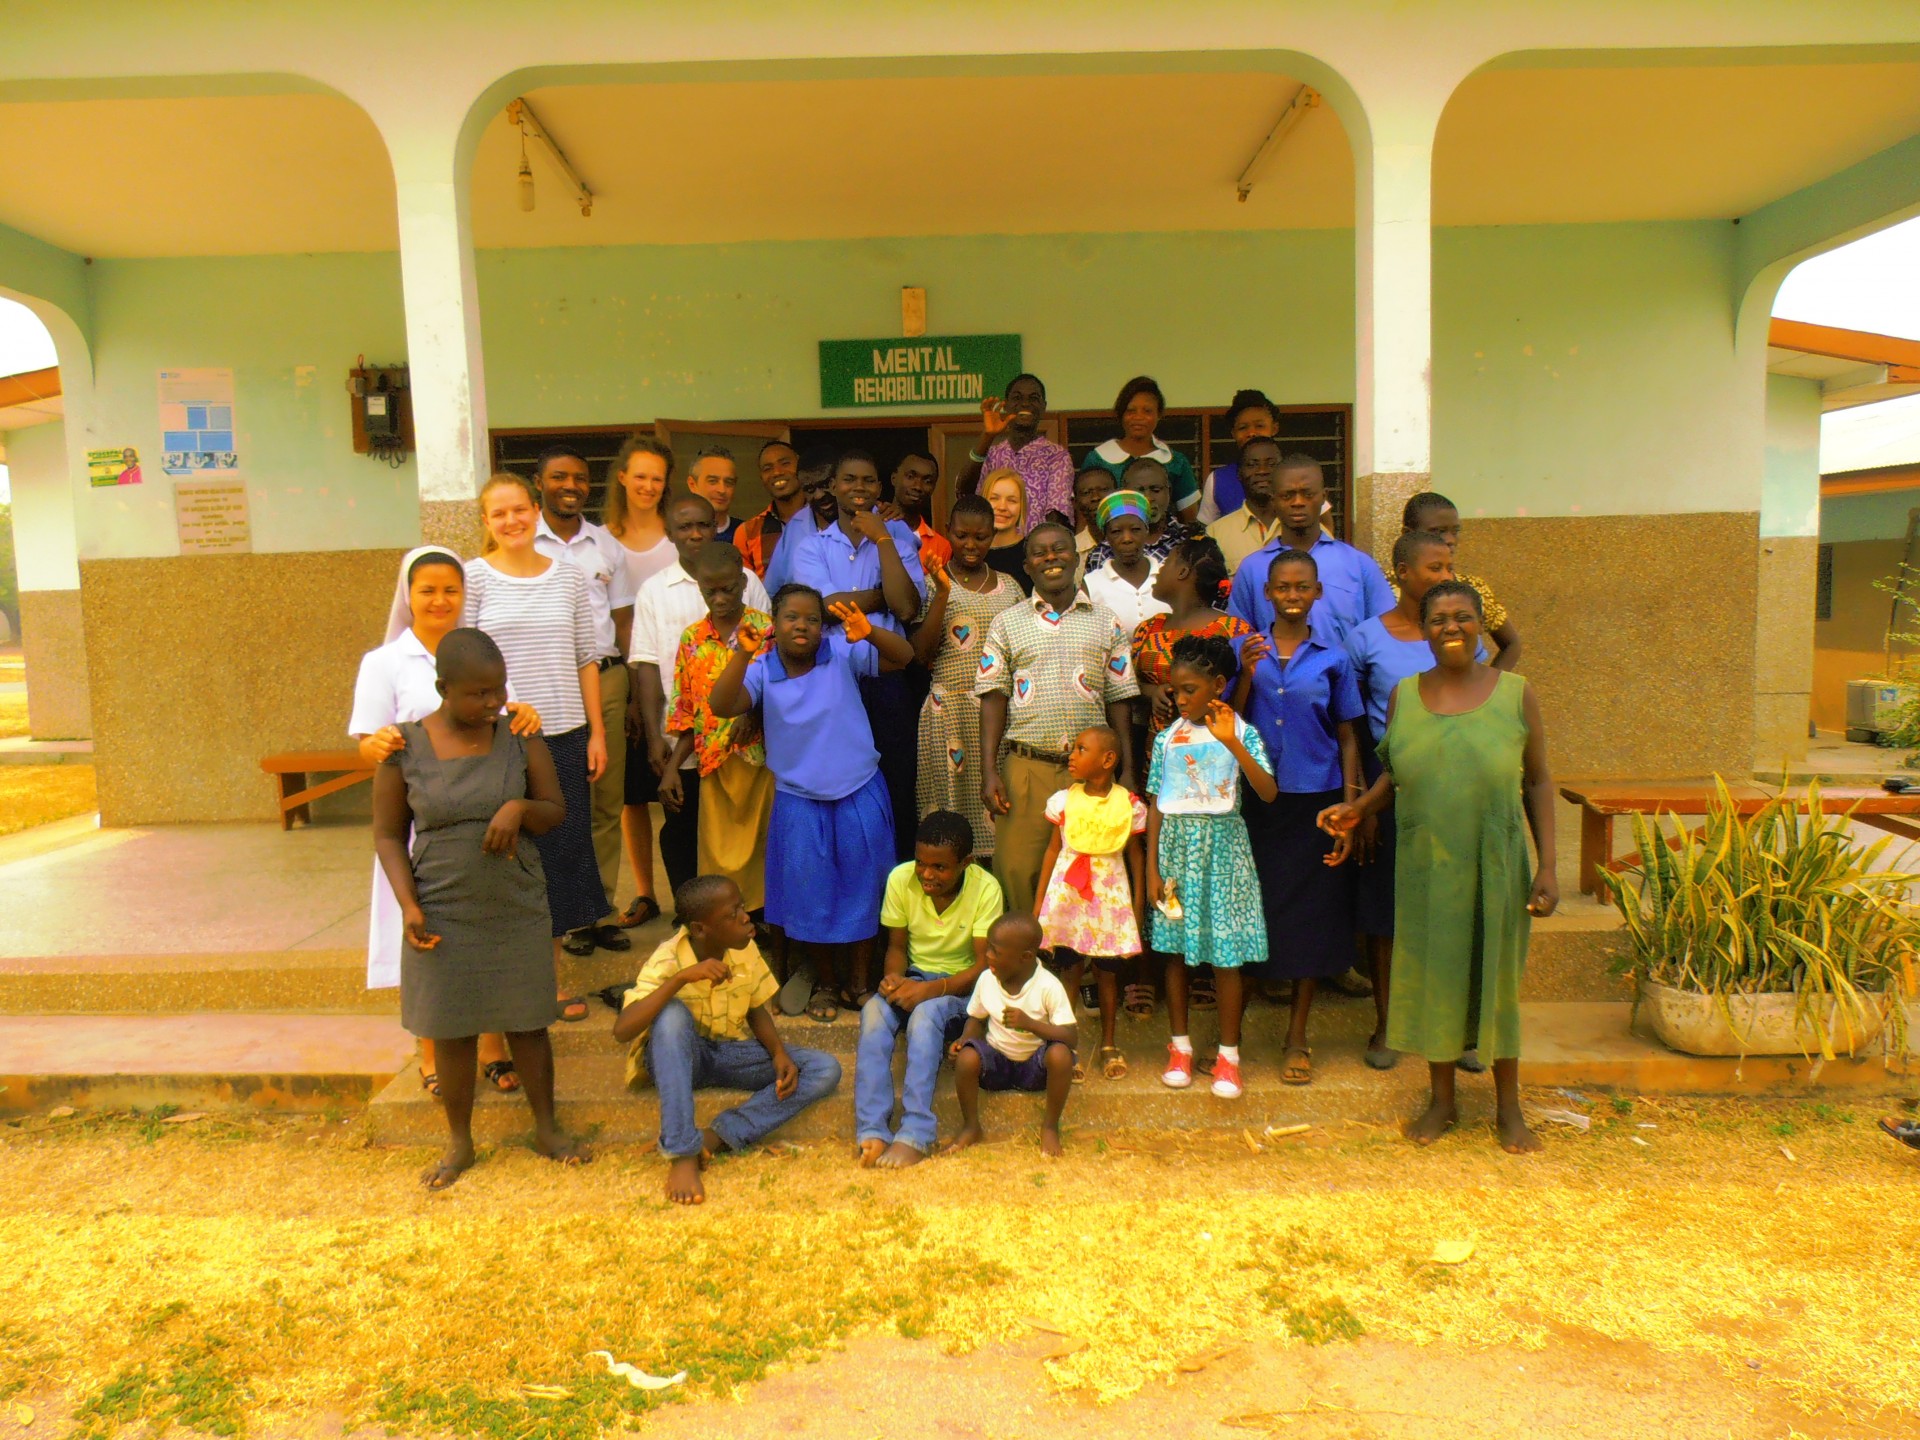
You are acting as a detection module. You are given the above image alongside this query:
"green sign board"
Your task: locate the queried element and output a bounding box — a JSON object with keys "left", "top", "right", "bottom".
{"left": 818, "top": 334, "right": 1022, "bottom": 409}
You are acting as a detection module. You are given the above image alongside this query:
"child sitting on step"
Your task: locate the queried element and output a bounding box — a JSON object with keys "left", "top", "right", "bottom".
{"left": 946, "top": 912, "right": 1079, "bottom": 1157}
{"left": 613, "top": 875, "right": 841, "bottom": 1205}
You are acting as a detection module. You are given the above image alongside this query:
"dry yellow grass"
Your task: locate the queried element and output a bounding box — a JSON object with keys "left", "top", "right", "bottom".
{"left": 0, "top": 690, "right": 27, "bottom": 739}
{"left": 0, "top": 764, "right": 95, "bottom": 836}
{"left": 2, "top": 1098, "right": 1918, "bottom": 1438}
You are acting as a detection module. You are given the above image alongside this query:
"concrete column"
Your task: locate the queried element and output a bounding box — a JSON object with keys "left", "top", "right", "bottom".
{"left": 389, "top": 116, "right": 490, "bottom": 557}
{"left": 5, "top": 418, "right": 91, "bottom": 739}
{"left": 1350, "top": 107, "right": 1439, "bottom": 565}
{"left": 1754, "top": 373, "right": 1821, "bottom": 763}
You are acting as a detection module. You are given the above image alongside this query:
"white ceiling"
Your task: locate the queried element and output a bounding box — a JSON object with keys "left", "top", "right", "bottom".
{"left": 0, "top": 62, "right": 1916, "bottom": 257}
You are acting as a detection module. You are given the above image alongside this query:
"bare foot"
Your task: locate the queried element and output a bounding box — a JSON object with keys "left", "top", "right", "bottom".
{"left": 857, "top": 1138, "right": 887, "bottom": 1168}
{"left": 875, "top": 1141, "right": 926, "bottom": 1169}
{"left": 532, "top": 1128, "right": 592, "bottom": 1166}
{"left": 665, "top": 1153, "right": 706, "bottom": 1205}
{"left": 1405, "top": 1099, "right": 1458, "bottom": 1146}
{"left": 1039, "top": 1126, "right": 1063, "bottom": 1157}
{"left": 943, "top": 1124, "right": 984, "bottom": 1155}
{"left": 420, "top": 1140, "right": 474, "bottom": 1190}
{"left": 1497, "top": 1108, "right": 1543, "bottom": 1154}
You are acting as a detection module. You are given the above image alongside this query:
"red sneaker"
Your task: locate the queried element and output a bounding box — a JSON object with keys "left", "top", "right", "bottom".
{"left": 1210, "top": 1055, "right": 1244, "bottom": 1100}
{"left": 1161, "top": 1044, "right": 1193, "bottom": 1089}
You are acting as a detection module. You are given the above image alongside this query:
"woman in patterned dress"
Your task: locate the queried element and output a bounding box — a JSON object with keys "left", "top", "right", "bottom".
{"left": 912, "top": 495, "right": 1022, "bottom": 860}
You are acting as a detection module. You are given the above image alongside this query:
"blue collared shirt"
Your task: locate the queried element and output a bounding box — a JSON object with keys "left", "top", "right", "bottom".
{"left": 1344, "top": 614, "right": 1489, "bottom": 742}
{"left": 784, "top": 516, "right": 925, "bottom": 636}
{"left": 743, "top": 630, "right": 880, "bottom": 801}
{"left": 1244, "top": 627, "right": 1366, "bottom": 794}
{"left": 764, "top": 512, "right": 829, "bottom": 594}
{"left": 1226, "top": 533, "right": 1395, "bottom": 646}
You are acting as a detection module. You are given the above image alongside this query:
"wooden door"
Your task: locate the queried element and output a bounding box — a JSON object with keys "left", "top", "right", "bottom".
{"left": 652, "top": 419, "right": 792, "bottom": 518}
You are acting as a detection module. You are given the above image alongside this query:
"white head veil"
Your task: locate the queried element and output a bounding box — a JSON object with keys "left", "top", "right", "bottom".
{"left": 385, "top": 545, "right": 466, "bottom": 644}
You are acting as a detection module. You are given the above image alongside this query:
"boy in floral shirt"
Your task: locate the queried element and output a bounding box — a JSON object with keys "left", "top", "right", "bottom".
{"left": 661, "top": 543, "right": 775, "bottom": 911}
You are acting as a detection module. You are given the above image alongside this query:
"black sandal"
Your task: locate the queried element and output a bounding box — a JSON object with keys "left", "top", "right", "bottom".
{"left": 560, "top": 929, "right": 597, "bottom": 957}
{"left": 806, "top": 987, "right": 838, "bottom": 1023}
{"left": 419, "top": 1071, "right": 441, "bottom": 1098}
{"left": 616, "top": 895, "right": 660, "bottom": 928}
{"left": 483, "top": 1060, "right": 520, "bottom": 1093}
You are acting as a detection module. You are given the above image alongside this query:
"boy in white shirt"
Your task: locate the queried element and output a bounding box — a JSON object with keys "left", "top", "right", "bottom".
{"left": 945, "top": 912, "right": 1078, "bottom": 1156}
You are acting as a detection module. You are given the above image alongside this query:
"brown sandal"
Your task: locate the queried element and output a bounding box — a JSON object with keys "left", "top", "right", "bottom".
{"left": 1281, "top": 1045, "right": 1312, "bottom": 1086}
{"left": 1122, "top": 984, "right": 1155, "bottom": 1020}
{"left": 1098, "top": 1045, "right": 1128, "bottom": 1080}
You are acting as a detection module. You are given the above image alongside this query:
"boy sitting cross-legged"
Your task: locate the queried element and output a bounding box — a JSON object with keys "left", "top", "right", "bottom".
{"left": 855, "top": 810, "right": 1006, "bottom": 1170}
{"left": 945, "top": 912, "right": 1079, "bottom": 1157}
{"left": 614, "top": 874, "right": 841, "bottom": 1204}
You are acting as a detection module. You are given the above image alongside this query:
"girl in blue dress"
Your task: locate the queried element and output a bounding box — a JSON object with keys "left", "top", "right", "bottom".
{"left": 708, "top": 584, "right": 915, "bottom": 1023}
{"left": 1147, "top": 634, "right": 1278, "bottom": 1100}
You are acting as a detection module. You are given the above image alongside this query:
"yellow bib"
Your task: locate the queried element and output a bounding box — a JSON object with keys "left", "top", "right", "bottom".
{"left": 1062, "top": 783, "right": 1134, "bottom": 856}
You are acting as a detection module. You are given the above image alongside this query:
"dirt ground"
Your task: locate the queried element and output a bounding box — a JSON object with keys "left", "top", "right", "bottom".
{"left": 3, "top": 1092, "right": 1919, "bottom": 1440}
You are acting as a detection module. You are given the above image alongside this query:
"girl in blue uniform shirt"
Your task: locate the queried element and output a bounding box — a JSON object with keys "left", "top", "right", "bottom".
{"left": 1240, "top": 548, "right": 1366, "bottom": 1086}
{"left": 708, "top": 584, "right": 914, "bottom": 1023}
{"left": 1344, "top": 529, "right": 1484, "bottom": 1072}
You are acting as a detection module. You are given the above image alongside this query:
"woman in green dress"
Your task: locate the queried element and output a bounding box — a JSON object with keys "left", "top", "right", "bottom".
{"left": 1317, "top": 580, "right": 1558, "bottom": 1153}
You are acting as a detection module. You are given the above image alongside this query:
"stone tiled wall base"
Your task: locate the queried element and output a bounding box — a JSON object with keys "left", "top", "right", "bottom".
{"left": 81, "top": 552, "right": 404, "bottom": 825}
{"left": 420, "top": 499, "right": 483, "bottom": 560}
{"left": 1754, "top": 536, "right": 1815, "bottom": 765}
{"left": 18, "top": 589, "right": 92, "bottom": 739}
{"left": 1352, "top": 470, "right": 1430, "bottom": 566}
{"left": 1468, "top": 512, "right": 1758, "bottom": 781}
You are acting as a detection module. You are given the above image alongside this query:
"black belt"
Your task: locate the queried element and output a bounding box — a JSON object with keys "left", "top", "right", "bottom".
{"left": 596, "top": 655, "right": 624, "bottom": 670}
{"left": 1008, "top": 741, "right": 1069, "bottom": 764}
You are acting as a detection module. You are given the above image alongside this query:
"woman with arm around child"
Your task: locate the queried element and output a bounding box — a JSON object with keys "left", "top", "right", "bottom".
{"left": 1318, "top": 579, "right": 1558, "bottom": 1153}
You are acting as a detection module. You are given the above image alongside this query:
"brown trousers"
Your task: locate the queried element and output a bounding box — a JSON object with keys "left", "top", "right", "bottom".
{"left": 992, "top": 751, "right": 1070, "bottom": 916}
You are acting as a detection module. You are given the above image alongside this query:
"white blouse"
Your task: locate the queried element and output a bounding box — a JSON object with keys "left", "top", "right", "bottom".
{"left": 1084, "top": 557, "right": 1171, "bottom": 641}
{"left": 348, "top": 630, "right": 441, "bottom": 736}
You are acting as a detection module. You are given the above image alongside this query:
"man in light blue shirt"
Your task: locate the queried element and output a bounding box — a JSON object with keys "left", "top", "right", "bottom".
{"left": 1225, "top": 452, "right": 1393, "bottom": 645}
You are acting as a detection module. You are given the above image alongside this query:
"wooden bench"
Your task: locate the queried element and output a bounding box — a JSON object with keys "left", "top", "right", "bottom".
{"left": 261, "top": 750, "right": 375, "bottom": 830}
{"left": 1560, "top": 781, "right": 1920, "bottom": 898}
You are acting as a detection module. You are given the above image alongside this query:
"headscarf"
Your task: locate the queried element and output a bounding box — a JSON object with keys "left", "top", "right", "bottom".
{"left": 384, "top": 545, "right": 465, "bottom": 644}
{"left": 1095, "top": 490, "right": 1151, "bottom": 531}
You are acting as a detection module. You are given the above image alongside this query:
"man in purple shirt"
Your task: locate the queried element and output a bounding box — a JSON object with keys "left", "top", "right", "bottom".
{"left": 956, "top": 373, "right": 1074, "bottom": 530}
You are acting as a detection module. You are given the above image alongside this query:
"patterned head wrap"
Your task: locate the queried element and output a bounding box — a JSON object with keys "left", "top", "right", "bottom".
{"left": 1096, "top": 490, "right": 1151, "bottom": 530}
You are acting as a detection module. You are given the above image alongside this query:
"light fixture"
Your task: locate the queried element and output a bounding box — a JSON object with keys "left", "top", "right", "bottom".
{"left": 506, "top": 98, "right": 594, "bottom": 218}
{"left": 517, "top": 130, "right": 535, "bottom": 212}
{"left": 1235, "top": 84, "right": 1321, "bottom": 203}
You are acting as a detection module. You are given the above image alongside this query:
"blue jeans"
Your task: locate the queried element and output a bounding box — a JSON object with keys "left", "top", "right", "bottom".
{"left": 645, "top": 999, "right": 841, "bottom": 1157}
{"left": 854, "top": 973, "right": 968, "bottom": 1153}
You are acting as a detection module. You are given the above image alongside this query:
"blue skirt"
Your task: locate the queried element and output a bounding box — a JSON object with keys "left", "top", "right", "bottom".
{"left": 766, "top": 770, "right": 895, "bottom": 944}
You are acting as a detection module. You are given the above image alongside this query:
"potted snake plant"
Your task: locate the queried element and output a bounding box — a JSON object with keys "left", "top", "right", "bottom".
{"left": 1599, "top": 778, "right": 1919, "bottom": 1058}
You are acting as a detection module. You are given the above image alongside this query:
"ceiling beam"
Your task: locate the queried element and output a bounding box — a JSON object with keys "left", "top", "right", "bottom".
{"left": 1770, "top": 316, "right": 1920, "bottom": 369}
{"left": 0, "top": 365, "right": 59, "bottom": 409}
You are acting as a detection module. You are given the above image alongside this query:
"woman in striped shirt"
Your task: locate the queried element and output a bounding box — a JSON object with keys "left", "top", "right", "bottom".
{"left": 463, "top": 472, "right": 607, "bottom": 1023}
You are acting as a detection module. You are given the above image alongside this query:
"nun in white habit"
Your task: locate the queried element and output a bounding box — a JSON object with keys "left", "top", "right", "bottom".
{"left": 349, "top": 544, "right": 542, "bottom": 1094}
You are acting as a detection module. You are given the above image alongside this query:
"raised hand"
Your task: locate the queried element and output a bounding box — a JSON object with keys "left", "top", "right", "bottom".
{"left": 365, "top": 726, "right": 405, "bottom": 762}
{"left": 735, "top": 623, "right": 768, "bottom": 658}
{"left": 978, "top": 396, "right": 1011, "bottom": 441}
{"left": 505, "top": 701, "right": 544, "bottom": 736}
{"left": 1203, "top": 699, "right": 1238, "bottom": 744}
{"left": 829, "top": 601, "right": 873, "bottom": 643}
{"left": 1239, "top": 632, "right": 1272, "bottom": 670}
{"left": 925, "top": 555, "right": 952, "bottom": 594}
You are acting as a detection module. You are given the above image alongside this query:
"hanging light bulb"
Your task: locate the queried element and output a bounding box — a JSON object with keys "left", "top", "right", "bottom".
{"left": 517, "top": 131, "right": 535, "bottom": 212}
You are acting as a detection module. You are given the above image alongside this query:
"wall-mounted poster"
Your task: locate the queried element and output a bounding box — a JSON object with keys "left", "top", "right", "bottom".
{"left": 173, "top": 478, "right": 252, "bottom": 555}
{"left": 87, "top": 446, "right": 143, "bottom": 487}
{"left": 158, "top": 368, "right": 240, "bottom": 476}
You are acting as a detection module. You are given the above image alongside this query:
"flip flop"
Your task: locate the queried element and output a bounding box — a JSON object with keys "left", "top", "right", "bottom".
{"left": 593, "top": 984, "right": 630, "bottom": 1012}
{"left": 616, "top": 895, "right": 661, "bottom": 927}
{"left": 557, "top": 995, "right": 590, "bottom": 1023}
{"left": 560, "top": 930, "right": 597, "bottom": 957}
{"left": 1457, "top": 1048, "right": 1487, "bottom": 1075}
{"left": 1281, "top": 1045, "right": 1312, "bottom": 1086}
{"left": 1364, "top": 1040, "right": 1400, "bottom": 1071}
{"left": 483, "top": 1060, "right": 520, "bottom": 1093}
{"left": 1880, "top": 1117, "right": 1920, "bottom": 1150}
{"left": 806, "top": 987, "right": 838, "bottom": 1024}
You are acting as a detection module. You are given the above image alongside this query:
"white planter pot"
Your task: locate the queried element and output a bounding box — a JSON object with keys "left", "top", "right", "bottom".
{"left": 1639, "top": 980, "right": 1908, "bottom": 1058}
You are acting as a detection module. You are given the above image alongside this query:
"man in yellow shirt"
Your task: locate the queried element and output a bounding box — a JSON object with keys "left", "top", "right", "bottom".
{"left": 614, "top": 875, "right": 841, "bottom": 1204}
{"left": 1205, "top": 437, "right": 1288, "bottom": 572}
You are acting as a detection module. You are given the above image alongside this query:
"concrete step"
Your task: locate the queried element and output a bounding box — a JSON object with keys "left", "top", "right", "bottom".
{"left": 0, "top": 1011, "right": 412, "bottom": 1114}
{"left": 0, "top": 912, "right": 1629, "bottom": 1015}
{"left": 6, "top": 1003, "right": 1911, "bottom": 1129}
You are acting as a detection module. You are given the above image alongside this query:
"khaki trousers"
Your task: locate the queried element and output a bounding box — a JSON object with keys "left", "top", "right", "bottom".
{"left": 591, "top": 661, "right": 629, "bottom": 921}
{"left": 993, "top": 751, "right": 1070, "bottom": 916}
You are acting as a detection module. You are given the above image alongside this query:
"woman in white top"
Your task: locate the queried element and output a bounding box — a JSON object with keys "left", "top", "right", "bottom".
{"left": 462, "top": 473, "right": 606, "bottom": 1023}
{"left": 349, "top": 546, "right": 543, "bottom": 1093}
{"left": 602, "top": 434, "right": 679, "bottom": 929}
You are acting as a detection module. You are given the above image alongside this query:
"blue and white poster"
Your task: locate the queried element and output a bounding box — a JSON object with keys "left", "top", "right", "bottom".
{"left": 157, "top": 368, "right": 240, "bottom": 477}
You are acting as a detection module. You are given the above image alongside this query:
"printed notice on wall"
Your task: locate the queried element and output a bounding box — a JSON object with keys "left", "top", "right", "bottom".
{"left": 87, "top": 446, "right": 143, "bottom": 487}
{"left": 158, "top": 368, "right": 240, "bottom": 476}
{"left": 173, "top": 478, "right": 253, "bottom": 555}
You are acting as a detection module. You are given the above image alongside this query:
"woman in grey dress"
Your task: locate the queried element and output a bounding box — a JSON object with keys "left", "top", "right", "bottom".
{"left": 373, "top": 628, "right": 590, "bottom": 1188}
